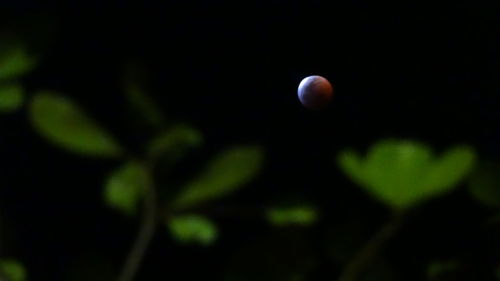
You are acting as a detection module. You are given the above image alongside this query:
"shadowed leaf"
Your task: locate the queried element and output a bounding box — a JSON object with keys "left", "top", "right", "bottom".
{"left": 0, "top": 259, "right": 27, "bottom": 281}
{"left": 0, "top": 45, "right": 36, "bottom": 80}
{"left": 29, "top": 92, "right": 123, "bottom": 157}
{"left": 468, "top": 162, "right": 500, "bottom": 208}
{"left": 172, "top": 145, "right": 264, "bottom": 209}
{"left": 267, "top": 206, "right": 318, "bottom": 226}
{"left": 147, "top": 124, "right": 203, "bottom": 161}
{"left": 0, "top": 82, "right": 23, "bottom": 112}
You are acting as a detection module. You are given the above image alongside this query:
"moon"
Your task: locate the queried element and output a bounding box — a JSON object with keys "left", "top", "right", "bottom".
{"left": 297, "top": 75, "right": 334, "bottom": 110}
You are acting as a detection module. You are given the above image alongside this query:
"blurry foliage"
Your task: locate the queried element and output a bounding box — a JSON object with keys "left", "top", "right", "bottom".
{"left": 29, "top": 92, "right": 124, "bottom": 158}
{"left": 147, "top": 124, "right": 203, "bottom": 161}
{"left": 0, "top": 83, "right": 24, "bottom": 113}
{"left": 338, "top": 140, "right": 476, "bottom": 210}
{"left": 171, "top": 145, "right": 264, "bottom": 210}
{"left": 0, "top": 259, "right": 27, "bottom": 281}
{"left": 168, "top": 215, "right": 218, "bottom": 246}
{"left": 104, "top": 161, "right": 149, "bottom": 216}
{"left": 0, "top": 43, "right": 36, "bottom": 81}
{"left": 468, "top": 161, "right": 500, "bottom": 208}
{"left": 266, "top": 205, "right": 318, "bottom": 226}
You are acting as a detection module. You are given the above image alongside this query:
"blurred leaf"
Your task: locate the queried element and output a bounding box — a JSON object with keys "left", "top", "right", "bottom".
{"left": 0, "top": 45, "right": 36, "bottom": 80}
{"left": 104, "top": 161, "right": 148, "bottom": 216}
{"left": 172, "top": 145, "right": 264, "bottom": 209}
{"left": 168, "top": 215, "right": 218, "bottom": 245}
{"left": 427, "top": 260, "right": 459, "bottom": 280}
{"left": 338, "top": 149, "right": 367, "bottom": 187}
{"left": 424, "top": 146, "right": 476, "bottom": 196}
{"left": 0, "top": 259, "right": 27, "bottom": 281}
{"left": 338, "top": 139, "right": 476, "bottom": 210}
{"left": 267, "top": 206, "right": 318, "bottom": 226}
{"left": 125, "top": 81, "right": 166, "bottom": 128}
{"left": 468, "top": 162, "right": 500, "bottom": 208}
{"left": 0, "top": 82, "right": 24, "bottom": 112}
{"left": 147, "top": 124, "right": 203, "bottom": 160}
{"left": 29, "top": 92, "right": 123, "bottom": 157}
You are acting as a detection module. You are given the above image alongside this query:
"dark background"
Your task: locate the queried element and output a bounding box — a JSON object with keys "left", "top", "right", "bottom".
{"left": 0, "top": 1, "right": 499, "bottom": 280}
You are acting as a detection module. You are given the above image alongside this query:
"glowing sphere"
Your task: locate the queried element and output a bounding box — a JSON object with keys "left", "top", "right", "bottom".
{"left": 297, "top": 75, "right": 334, "bottom": 110}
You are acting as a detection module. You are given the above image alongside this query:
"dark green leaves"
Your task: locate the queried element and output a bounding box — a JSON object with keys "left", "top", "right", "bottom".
{"left": 29, "top": 92, "right": 123, "bottom": 158}
{"left": 267, "top": 206, "right": 318, "bottom": 226}
{"left": 0, "top": 259, "right": 27, "bottom": 281}
{"left": 172, "top": 145, "right": 264, "bottom": 210}
{"left": 0, "top": 83, "right": 24, "bottom": 112}
{"left": 0, "top": 45, "right": 36, "bottom": 80}
{"left": 338, "top": 139, "right": 476, "bottom": 210}
{"left": 168, "top": 215, "right": 218, "bottom": 245}
{"left": 147, "top": 124, "right": 203, "bottom": 160}
{"left": 468, "top": 162, "right": 500, "bottom": 208}
{"left": 104, "top": 162, "right": 149, "bottom": 215}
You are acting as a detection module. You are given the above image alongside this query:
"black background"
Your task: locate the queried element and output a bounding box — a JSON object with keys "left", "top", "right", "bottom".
{"left": 0, "top": 1, "right": 499, "bottom": 280}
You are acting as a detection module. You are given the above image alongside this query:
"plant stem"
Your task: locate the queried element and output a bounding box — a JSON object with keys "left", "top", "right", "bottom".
{"left": 117, "top": 166, "right": 157, "bottom": 281}
{"left": 337, "top": 213, "right": 404, "bottom": 281}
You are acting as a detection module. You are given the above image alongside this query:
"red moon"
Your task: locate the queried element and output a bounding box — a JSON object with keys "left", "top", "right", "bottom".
{"left": 297, "top": 75, "right": 334, "bottom": 110}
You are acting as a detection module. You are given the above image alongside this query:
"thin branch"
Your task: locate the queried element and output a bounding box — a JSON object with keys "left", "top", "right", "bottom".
{"left": 117, "top": 166, "right": 157, "bottom": 281}
{"left": 337, "top": 213, "right": 404, "bottom": 281}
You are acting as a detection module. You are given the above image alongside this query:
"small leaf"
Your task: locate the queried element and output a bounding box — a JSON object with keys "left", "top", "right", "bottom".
{"left": 468, "top": 162, "right": 500, "bottom": 208}
{"left": 0, "top": 45, "right": 36, "bottom": 80}
{"left": 0, "top": 259, "right": 27, "bottom": 281}
{"left": 267, "top": 206, "right": 318, "bottom": 226}
{"left": 172, "top": 145, "right": 264, "bottom": 209}
{"left": 124, "top": 61, "right": 166, "bottom": 128}
{"left": 147, "top": 124, "right": 203, "bottom": 160}
{"left": 0, "top": 82, "right": 24, "bottom": 112}
{"left": 104, "top": 161, "right": 148, "bottom": 216}
{"left": 168, "top": 215, "right": 218, "bottom": 245}
{"left": 29, "top": 92, "right": 123, "bottom": 157}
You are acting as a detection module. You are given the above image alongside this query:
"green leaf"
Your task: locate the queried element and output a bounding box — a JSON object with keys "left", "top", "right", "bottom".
{"left": 168, "top": 215, "right": 218, "bottom": 245}
{"left": 29, "top": 92, "right": 123, "bottom": 157}
{"left": 0, "top": 82, "right": 24, "bottom": 112}
{"left": 267, "top": 206, "right": 318, "bottom": 226}
{"left": 147, "top": 124, "right": 203, "bottom": 160}
{"left": 104, "top": 161, "right": 148, "bottom": 216}
{"left": 338, "top": 139, "right": 476, "bottom": 210}
{"left": 337, "top": 149, "right": 366, "bottom": 187}
{"left": 468, "top": 162, "right": 500, "bottom": 208}
{"left": 172, "top": 145, "right": 264, "bottom": 209}
{"left": 424, "top": 146, "right": 476, "bottom": 197}
{"left": 0, "top": 45, "right": 36, "bottom": 80}
{"left": 0, "top": 259, "right": 27, "bottom": 281}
